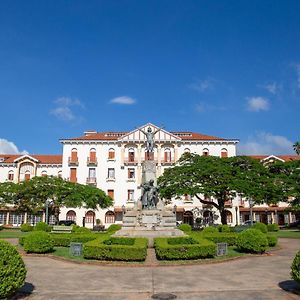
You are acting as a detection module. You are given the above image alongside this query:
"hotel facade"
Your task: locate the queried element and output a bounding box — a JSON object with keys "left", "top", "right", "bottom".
{"left": 0, "top": 123, "right": 299, "bottom": 228}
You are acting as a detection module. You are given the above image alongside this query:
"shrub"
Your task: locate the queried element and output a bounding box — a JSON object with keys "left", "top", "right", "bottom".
{"left": 20, "top": 223, "right": 33, "bottom": 232}
{"left": 103, "top": 237, "right": 135, "bottom": 245}
{"left": 167, "top": 237, "right": 197, "bottom": 245}
{"left": 34, "top": 222, "right": 50, "bottom": 232}
{"left": 178, "top": 224, "right": 192, "bottom": 232}
{"left": 236, "top": 229, "right": 268, "bottom": 253}
{"left": 202, "top": 226, "right": 218, "bottom": 234}
{"left": 233, "top": 225, "right": 251, "bottom": 233}
{"left": 84, "top": 237, "right": 148, "bottom": 261}
{"left": 217, "top": 224, "right": 231, "bottom": 233}
{"left": 50, "top": 233, "right": 103, "bottom": 247}
{"left": 72, "top": 226, "right": 91, "bottom": 234}
{"left": 252, "top": 222, "right": 268, "bottom": 234}
{"left": 106, "top": 224, "right": 122, "bottom": 233}
{"left": 267, "top": 224, "right": 279, "bottom": 232}
{"left": 154, "top": 237, "right": 216, "bottom": 260}
{"left": 266, "top": 234, "right": 278, "bottom": 247}
{"left": 291, "top": 250, "right": 300, "bottom": 282}
{"left": 0, "top": 240, "right": 27, "bottom": 299}
{"left": 23, "top": 231, "right": 54, "bottom": 253}
{"left": 0, "top": 225, "right": 3, "bottom": 231}
{"left": 202, "top": 232, "right": 237, "bottom": 246}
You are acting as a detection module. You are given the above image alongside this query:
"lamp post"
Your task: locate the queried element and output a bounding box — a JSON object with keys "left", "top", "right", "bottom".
{"left": 235, "top": 206, "right": 238, "bottom": 226}
{"left": 173, "top": 205, "right": 177, "bottom": 223}
{"left": 45, "top": 199, "right": 52, "bottom": 225}
{"left": 249, "top": 199, "right": 254, "bottom": 225}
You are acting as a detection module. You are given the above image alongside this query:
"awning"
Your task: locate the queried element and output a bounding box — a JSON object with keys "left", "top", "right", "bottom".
{"left": 239, "top": 207, "right": 288, "bottom": 213}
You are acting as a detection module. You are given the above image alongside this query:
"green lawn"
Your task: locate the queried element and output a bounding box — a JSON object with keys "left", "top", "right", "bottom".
{"left": 269, "top": 230, "right": 300, "bottom": 239}
{"left": 53, "top": 247, "right": 86, "bottom": 262}
{"left": 0, "top": 229, "right": 29, "bottom": 239}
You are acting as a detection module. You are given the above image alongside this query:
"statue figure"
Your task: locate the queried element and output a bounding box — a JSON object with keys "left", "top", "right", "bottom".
{"left": 140, "top": 179, "right": 159, "bottom": 209}
{"left": 140, "top": 127, "right": 161, "bottom": 153}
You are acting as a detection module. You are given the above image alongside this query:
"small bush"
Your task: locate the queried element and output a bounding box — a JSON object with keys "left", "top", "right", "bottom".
{"left": 178, "top": 224, "right": 192, "bottom": 232}
{"left": 252, "top": 222, "right": 268, "bottom": 234}
{"left": 0, "top": 225, "right": 3, "bottom": 231}
{"left": 217, "top": 224, "right": 231, "bottom": 233}
{"left": 291, "top": 250, "right": 300, "bottom": 282}
{"left": 233, "top": 225, "right": 251, "bottom": 233}
{"left": 106, "top": 224, "right": 122, "bottom": 233}
{"left": 267, "top": 234, "right": 278, "bottom": 247}
{"left": 0, "top": 240, "right": 27, "bottom": 299}
{"left": 236, "top": 229, "right": 268, "bottom": 253}
{"left": 20, "top": 223, "right": 33, "bottom": 232}
{"left": 202, "top": 232, "right": 237, "bottom": 246}
{"left": 84, "top": 237, "right": 147, "bottom": 261}
{"left": 34, "top": 222, "right": 50, "bottom": 232}
{"left": 154, "top": 237, "right": 216, "bottom": 260}
{"left": 23, "top": 231, "right": 54, "bottom": 253}
{"left": 72, "top": 226, "right": 91, "bottom": 233}
{"left": 267, "top": 224, "right": 279, "bottom": 232}
{"left": 202, "top": 226, "right": 218, "bottom": 234}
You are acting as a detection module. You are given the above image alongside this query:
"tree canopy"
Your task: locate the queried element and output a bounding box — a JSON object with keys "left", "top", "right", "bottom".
{"left": 0, "top": 176, "right": 113, "bottom": 222}
{"left": 158, "top": 153, "right": 283, "bottom": 224}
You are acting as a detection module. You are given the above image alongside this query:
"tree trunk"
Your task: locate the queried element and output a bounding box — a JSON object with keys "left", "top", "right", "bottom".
{"left": 220, "top": 208, "right": 227, "bottom": 225}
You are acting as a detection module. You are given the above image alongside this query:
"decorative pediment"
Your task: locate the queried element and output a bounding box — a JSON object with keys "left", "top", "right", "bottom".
{"left": 118, "top": 123, "right": 181, "bottom": 143}
{"left": 13, "top": 155, "right": 39, "bottom": 163}
{"left": 260, "top": 155, "right": 285, "bottom": 163}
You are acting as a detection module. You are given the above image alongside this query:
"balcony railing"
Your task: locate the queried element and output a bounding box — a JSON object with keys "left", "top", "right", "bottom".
{"left": 86, "top": 177, "right": 97, "bottom": 185}
{"left": 87, "top": 157, "right": 98, "bottom": 166}
{"left": 124, "top": 158, "right": 138, "bottom": 165}
{"left": 224, "top": 200, "right": 233, "bottom": 207}
{"left": 68, "top": 157, "right": 79, "bottom": 166}
{"left": 161, "top": 159, "right": 175, "bottom": 165}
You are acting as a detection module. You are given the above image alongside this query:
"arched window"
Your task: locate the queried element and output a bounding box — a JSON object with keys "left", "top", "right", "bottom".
{"left": 108, "top": 148, "right": 115, "bottom": 160}
{"left": 128, "top": 148, "right": 135, "bottom": 162}
{"left": 221, "top": 148, "right": 228, "bottom": 158}
{"left": 164, "top": 148, "right": 172, "bottom": 162}
{"left": 70, "top": 148, "right": 78, "bottom": 162}
{"left": 184, "top": 148, "right": 190, "bottom": 153}
{"left": 66, "top": 210, "right": 76, "bottom": 222}
{"left": 226, "top": 210, "right": 233, "bottom": 224}
{"left": 41, "top": 170, "right": 47, "bottom": 177}
{"left": 25, "top": 170, "right": 31, "bottom": 181}
{"left": 58, "top": 171, "right": 62, "bottom": 178}
{"left": 89, "top": 148, "right": 96, "bottom": 162}
{"left": 105, "top": 211, "right": 115, "bottom": 224}
{"left": 202, "top": 148, "right": 209, "bottom": 156}
{"left": 183, "top": 211, "right": 194, "bottom": 226}
{"left": 85, "top": 211, "right": 95, "bottom": 223}
{"left": 8, "top": 170, "right": 14, "bottom": 181}
{"left": 203, "top": 210, "right": 213, "bottom": 225}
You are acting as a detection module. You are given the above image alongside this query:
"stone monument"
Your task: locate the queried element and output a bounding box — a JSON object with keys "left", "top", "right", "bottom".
{"left": 114, "top": 126, "right": 184, "bottom": 239}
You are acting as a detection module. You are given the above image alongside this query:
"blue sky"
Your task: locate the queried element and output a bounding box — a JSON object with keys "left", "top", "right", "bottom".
{"left": 0, "top": 1, "right": 299, "bottom": 155}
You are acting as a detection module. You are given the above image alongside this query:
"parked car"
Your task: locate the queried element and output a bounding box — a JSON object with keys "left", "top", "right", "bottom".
{"left": 242, "top": 220, "right": 257, "bottom": 226}
{"left": 58, "top": 220, "right": 76, "bottom": 226}
{"left": 286, "top": 220, "right": 300, "bottom": 228}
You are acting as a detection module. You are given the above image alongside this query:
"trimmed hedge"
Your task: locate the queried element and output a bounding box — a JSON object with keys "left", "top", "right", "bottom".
{"left": 178, "top": 224, "right": 192, "bottom": 232}
{"left": 202, "top": 232, "right": 237, "bottom": 246}
{"left": 20, "top": 223, "right": 33, "bottom": 232}
{"left": 106, "top": 224, "right": 122, "bottom": 233}
{"left": 217, "top": 224, "right": 232, "bottom": 233}
{"left": 154, "top": 237, "right": 216, "bottom": 260}
{"left": 72, "top": 225, "right": 91, "bottom": 233}
{"left": 236, "top": 229, "right": 268, "bottom": 253}
{"left": 291, "top": 250, "right": 300, "bottom": 282}
{"left": 83, "top": 237, "right": 148, "bottom": 261}
{"left": 266, "top": 234, "right": 278, "bottom": 247}
{"left": 34, "top": 222, "right": 50, "bottom": 232}
{"left": 202, "top": 226, "right": 218, "bottom": 234}
{"left": 167, "top": 237, "right": 197, "bottom": 245}
{"left": 23, "top": 231, "right": 54, "bottom": 253}
{"left": 267, "top": 224, "right": 279, "bottom": 232}
{"left": 0, "top": 240, "right": 27, "bottom": 299}
{"left": 50, "top": 233, "right": 105, "bottom": 247}
{"left": 252, "top": 222, "right": 268, "bottom": 234}
{"left": 103, "top": 237, "right": 135, "bottom": 245}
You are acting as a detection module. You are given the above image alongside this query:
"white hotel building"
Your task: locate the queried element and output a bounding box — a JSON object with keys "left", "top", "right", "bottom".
{"left": 0, "top": 123, "right": 299, "bottom": 228}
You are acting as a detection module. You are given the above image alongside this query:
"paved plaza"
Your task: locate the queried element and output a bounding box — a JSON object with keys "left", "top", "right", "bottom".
{"left": 15, "top": 238, "right": 300, "bottom": 300}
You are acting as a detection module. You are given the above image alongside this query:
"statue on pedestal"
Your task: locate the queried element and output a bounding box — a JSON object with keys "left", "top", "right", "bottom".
{"left": 140, "top": 179, "right": 159, "bottom": 209}
{"left": 140, "top": 127, "right": 161, "bottom": 153}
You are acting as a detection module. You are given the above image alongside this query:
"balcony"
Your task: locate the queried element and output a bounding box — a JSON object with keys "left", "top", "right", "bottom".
{"left": 87, "top": 157, "right": 98, "bottom": 166}
{"left": 68, "top": 157, "right": 79, "bottom": 166}
{"left": 161, "top": 159, "right": 175, "bottom": 166}
{"left": 86, "top": 177, "right": 97, "bottom": 186}
{"left": 224, "top": 200, "right": 233, "bottom": 208}
{"left": 124, "top": 158, "right": 138, "bottom": 166}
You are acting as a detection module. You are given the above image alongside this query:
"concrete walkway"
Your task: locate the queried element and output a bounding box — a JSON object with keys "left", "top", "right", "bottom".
{"left": 17, "top": 238, "right": 300, "bottom": 300}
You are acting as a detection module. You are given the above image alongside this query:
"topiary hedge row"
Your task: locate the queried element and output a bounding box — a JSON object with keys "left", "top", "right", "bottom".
{"left": 20, "top": 223, "right": 33, "bottom": 232}
{"left": 202, "top": 232, "right": 238, "bottom": 246}
{"left": 0, "top": 240, "right": 27, "bottom": 299}
{"left": 34, "top": 222, "right": 51, "bottom": 232}
{"left": 236, "top": 229, "right": 268, "bottom": 253}
{"left": 202, "top": 226, "right": 219, "bottom": 234}
{"left": 154, "top": 237, "right": 216, "bottom": 260}
{"left": 83, "top": 237, "right": 148, "bottom": 261}
{"left": 178, "top": 224, "right": 192, "bottom": 232}
{"left": 50, "top": 233, "right": 102, "bottom": 247}
{"left": 23, "top": 231, "right": 54, "bottom": 253}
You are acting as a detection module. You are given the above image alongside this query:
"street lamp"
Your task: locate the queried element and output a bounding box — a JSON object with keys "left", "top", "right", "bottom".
{"left": 45, "top": 199, "right": 53, "bottom": 225}
{"left": 235, "top": 206, "right": 238, "bottom": 226}
{"left": 173, "top": 205, "right": 177, "bottom": 223}
{"left": 249, "top": 199, "right": 254, "bottom": 226}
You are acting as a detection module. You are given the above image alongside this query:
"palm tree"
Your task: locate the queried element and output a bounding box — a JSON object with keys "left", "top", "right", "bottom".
{"left": 293, "top": 141, "right": 300, "bottom": 155}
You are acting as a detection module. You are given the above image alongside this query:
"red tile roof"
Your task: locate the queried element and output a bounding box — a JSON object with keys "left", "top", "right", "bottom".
{"left": 64, "top": 131, "right": 228, "bottom": 141}
{"left": 247, "top": 155, "right": 300, "bottom": 162}
{"left": 0, "top": 154, "right": 62, "bottom": 164}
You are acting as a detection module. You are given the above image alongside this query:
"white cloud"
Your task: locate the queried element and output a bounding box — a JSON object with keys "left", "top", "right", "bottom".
{"left": 0, "top": 138, "right": 28, "bottom": 154}
{"left": 195, "top": 102, "right": 226, "bottom": 113}
{"left": 261, "top": 82, "right": 280, "bottom": 94}
{"left": 109, "top": 96, "right": 136, "bottom": 105}
{"left": 238, "top": 132, "right": 293, "bottom": 155}
{"left": 50, "top": 97, "right": 84, "bottom": 122}
{"left": 247, "top": 97, "right": 270, "bottom": 112}
{"left": 189, "top": 78, "right": 215, "bottom": 92}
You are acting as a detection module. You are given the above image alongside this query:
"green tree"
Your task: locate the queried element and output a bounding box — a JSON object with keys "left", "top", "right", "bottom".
{"left": 293, "top": 141, "right": 300, "bottom": 155}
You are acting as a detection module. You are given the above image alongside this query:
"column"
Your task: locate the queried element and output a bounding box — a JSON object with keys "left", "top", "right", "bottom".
{"left": 120, "top": 145, "right": 125, "bottom": 166}
{"left": 174, "top": 144, "right": 178, "bottom": 162}
{"left": 6, "top": 211, "right": 10, "bottom": 225}
{"left": 137, "top": 144, "right": 142, "bottom": 164}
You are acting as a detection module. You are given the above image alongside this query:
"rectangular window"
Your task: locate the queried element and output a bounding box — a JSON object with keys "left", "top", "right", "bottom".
{"left": 89, "top": 168, "right": 96, "bottom": 178}
{"left": 128, "top": 151, "right": 135, "bottom": 162}
{"left": 128, "top": 168, "right": 135, "bottom": 179}
{"left": 90, "top": 151, "right": 96, "bottom": 162}
{"left": 221, "top": 151, "right": 228, "bottom": 158}
{"left": 164, "top": 152, "right": 171, "bottom": 162}
{"left": 128, "top": 190, "right": 134, "bottom": 201}
{"left": 71, "top": 151, "right": 78, "bottom": 162}
{"left": 108, "top": 150, "right": 115, "bottom": 159}
{"left": 108, "top": 168, "right": 115, "bottom": 179}
{"left": 9, "top": 213, "right": 25, "bottom": 225}
{"left": 0, "top": 212, "right": 7, "bottom": 224}
{"left": 70, "top": 168, "right": 77, "bottom": 183}
{"left": 8, "top": 173, "right": 14, "bottom": 181}
{"left": 108, "top": 189, "right": 114, "bottom": 200}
